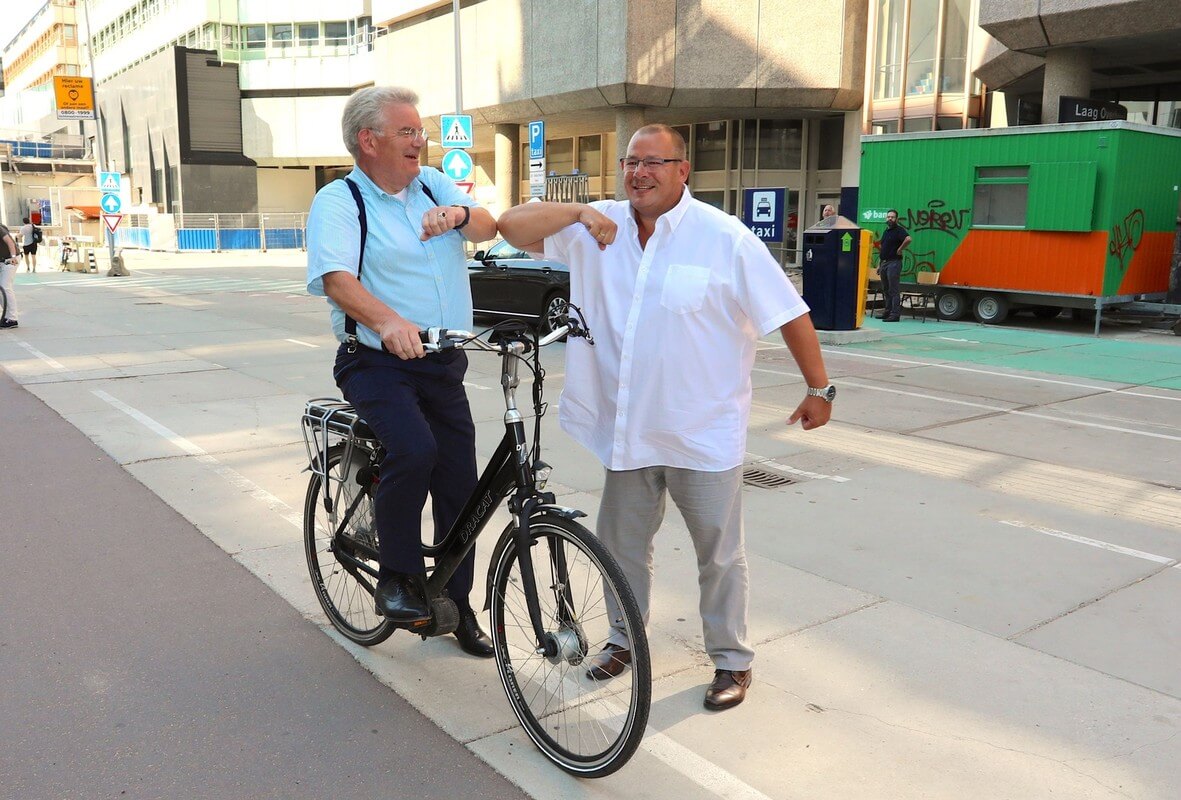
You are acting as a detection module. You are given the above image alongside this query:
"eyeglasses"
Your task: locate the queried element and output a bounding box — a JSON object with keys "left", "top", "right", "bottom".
{"left": 371, "top": 127, "right": 428, "bottom": 141}
{"left": 619, "top": 157, "right": 683, "bottom": 171}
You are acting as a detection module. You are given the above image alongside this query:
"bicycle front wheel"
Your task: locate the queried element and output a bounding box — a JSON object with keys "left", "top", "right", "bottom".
{"left": 489, "top": 514, "right": 651, "bottom": 778}
{"left": 303, "top": 445, "right": 394, "bottom": 646}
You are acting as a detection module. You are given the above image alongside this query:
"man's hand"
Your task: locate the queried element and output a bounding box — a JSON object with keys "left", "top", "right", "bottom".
{"left": 787, "top": 396, "right": 832, "bottom": 431}
{"left": 420, "top": 206, "right": 461, "bottom": 241}
{"left": 377, "top": 315, "right": 425, "bottom": 359}
{"left": 578, "top": 207, "right": 616, "bottom": 250}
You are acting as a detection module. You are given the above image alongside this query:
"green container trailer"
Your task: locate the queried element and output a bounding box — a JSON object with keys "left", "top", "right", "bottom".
{"left": 858, "top": 122, "right": 1181, "bottom": 330}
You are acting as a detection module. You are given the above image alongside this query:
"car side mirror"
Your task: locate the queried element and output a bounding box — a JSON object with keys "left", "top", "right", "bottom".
{"left": 472, "top": 250, "right": 486, "bottom": 261}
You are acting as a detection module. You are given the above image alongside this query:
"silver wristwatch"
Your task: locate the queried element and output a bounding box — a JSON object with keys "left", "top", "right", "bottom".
{"left": 806, "top": 384, "right": 837, "bottom": 403}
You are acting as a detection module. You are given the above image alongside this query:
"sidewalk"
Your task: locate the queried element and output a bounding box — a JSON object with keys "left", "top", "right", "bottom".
{"left": 0, "top": 370, "right": 527, "bottom": 800}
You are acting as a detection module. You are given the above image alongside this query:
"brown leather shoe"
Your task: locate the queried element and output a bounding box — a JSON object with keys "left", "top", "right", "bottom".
{"left": 584, "top": 643, "right": 631, "bottom": 680}
{"left": 704, "top": 668, "right": 752, "bottom": 710}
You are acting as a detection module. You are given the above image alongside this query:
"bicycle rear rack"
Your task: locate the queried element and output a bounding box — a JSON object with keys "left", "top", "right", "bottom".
{"left": 301, "top": 397, "right": 380, "bottom": 515}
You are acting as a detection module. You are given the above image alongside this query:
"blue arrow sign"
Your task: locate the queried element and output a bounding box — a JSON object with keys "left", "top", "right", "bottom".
{"left": 442, "top": 149, "right": 474, "bottom": 181}
{"left": 101, "top": 193, "right": 122, "bottom": 213}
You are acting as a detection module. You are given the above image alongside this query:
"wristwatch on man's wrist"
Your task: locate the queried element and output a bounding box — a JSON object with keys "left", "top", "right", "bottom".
{"left": 451, "top": 205, "right": 470, "bottom": 230}
{"left": 806, "top": 384, "right": 837, "bottom": 403}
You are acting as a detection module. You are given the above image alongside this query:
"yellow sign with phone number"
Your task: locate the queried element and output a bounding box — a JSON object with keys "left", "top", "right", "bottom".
{"left": 53, "top": 76, "right": 96, "bottom": 120}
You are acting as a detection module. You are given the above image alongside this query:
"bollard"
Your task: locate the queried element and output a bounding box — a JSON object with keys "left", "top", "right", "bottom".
{"left": 87, "top": 250, "right": 97, "bottom": 272}
{"left": 107, "top": 248, "right": 130, "bottom": 277}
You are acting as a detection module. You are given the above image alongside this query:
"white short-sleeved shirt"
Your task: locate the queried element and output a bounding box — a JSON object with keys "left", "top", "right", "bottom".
{"left": 545, "top": 188, "right": 809, "bottom": 472}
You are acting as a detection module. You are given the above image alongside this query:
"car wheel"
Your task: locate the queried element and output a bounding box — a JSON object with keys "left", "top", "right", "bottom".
{"left": 540, "top": 291, "right": 569, "bottom": 336}
{"left": 973, "top": 293, "right": 1009, "bottom": 324}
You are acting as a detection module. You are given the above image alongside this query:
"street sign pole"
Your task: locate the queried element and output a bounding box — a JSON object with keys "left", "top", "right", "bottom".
{"left": 452, "top": 0, "right": 462, "bottom": 115}
{"left": 81, "top": 0, "right": 127, "bottom": 276}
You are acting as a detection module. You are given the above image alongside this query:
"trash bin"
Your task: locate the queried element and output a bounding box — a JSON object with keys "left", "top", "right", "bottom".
{"left": 802, "top": 215, "right": 863, "bottom": 330}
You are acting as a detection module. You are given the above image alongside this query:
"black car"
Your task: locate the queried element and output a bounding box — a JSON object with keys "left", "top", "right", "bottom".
{"left": 467, "top": 239, "right": 570, "bottom": 334}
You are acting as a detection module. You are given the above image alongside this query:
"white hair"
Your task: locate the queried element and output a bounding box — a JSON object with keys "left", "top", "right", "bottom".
{"left": 342, "top": 86, "right": 420, "bottom": 159}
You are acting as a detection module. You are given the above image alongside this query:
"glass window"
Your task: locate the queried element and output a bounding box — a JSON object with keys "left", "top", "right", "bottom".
{"left": 758, "top": 119, "right": 802, "bottom": 170}
{"left": 817, "top": 116, "right": 844, "bottom": 170}
{"left": 1160, "top": 101, "right": 1181, "bottom": 128}
{"left": 693, "top": 121, "right": 728, "bottom": 171}
{"left": 941, "top": 0, "right": 971, "bottom": 93}
{"left": 324, "top": 22, "right": 348, "bottom": 46}
{"left": 298, "top": 23, "right": 319, "bottom": 46}
{"left": 936, "top": 116, "right": 963, "bottom": 130}
{"left": 245, "top": 25, "right": 266, "bottom": 49}
{"left": 577, "top": 135, "right": 602, "bottom": 176}
{"left": 973, "top": 167, "right": 1029, "bottom": 227}
{"left": 548, "top": 138, "right": 573, "bottom": 175}
{"left": 63, "top": 24, "right": 77, "bottom": 40}
{"left": 742, "top": 118, "right": 758, "bottom": 168}
{"left": 271, "top": 24, "right": 292, "bottom": 47}
{"left": 1122, "top": 101, "right": 1155, "bottom": 125}
{"left": 695, "top": 191, "right": 726, "bottom": 211}
{"left": 903, "top": 116, "right": 933, "bottom": 132}
{"left": 874, "top": 0, "right": 905, "bottom": 100}
{"left": 872, "top": 119, "right": 899, "bottom": 135}
{"left": 907, "top": 0, "right": 939, "bottom": 96}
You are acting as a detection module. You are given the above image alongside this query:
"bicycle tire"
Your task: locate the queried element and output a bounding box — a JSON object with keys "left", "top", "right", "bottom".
{"left": 489, "top": 514, "right": 651, "bottom": 778}
{"left": 303, "top": 444, "right": 394, "bottom": 646}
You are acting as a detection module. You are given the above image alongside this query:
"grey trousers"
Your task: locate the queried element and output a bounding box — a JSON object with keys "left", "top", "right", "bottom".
{"left": 597, "top": 465, "right": 754, "bottom": 671}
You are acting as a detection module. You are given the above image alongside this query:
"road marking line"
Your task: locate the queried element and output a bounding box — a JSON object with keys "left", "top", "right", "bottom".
{"left": 746, "top": 453, "right": 849, "bottom": 483}
{"left": 91, "top": 389, "right": 304, "bottom": 532}
{"left": 640, "top": 732, "right": 776, "bottom": 800}
{"left": 999, "top": 520, "right": 1179, "bottom": 567}
{"left": 17, "top": 341, "right": 67, "bottom": 371}
{"left": 839, "top": 378, "right": 1181, "bottom": 441}
{"left": 819, "top": 347, "right": 1181, "bottom": 402}
{"left": 285, "top": 338, "right": 318, "bottom": 348}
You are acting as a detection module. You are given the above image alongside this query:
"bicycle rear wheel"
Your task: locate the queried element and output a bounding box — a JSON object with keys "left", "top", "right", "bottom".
{"left": 303, "top": 445, "right": 394, "bottom": 646}
{"left": 489, "top": 514, "right": 650, "bottom": 778}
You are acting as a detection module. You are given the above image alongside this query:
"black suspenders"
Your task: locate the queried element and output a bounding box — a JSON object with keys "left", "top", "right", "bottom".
{"left": 341, "top": 177, "right": 439, "bottom": 353}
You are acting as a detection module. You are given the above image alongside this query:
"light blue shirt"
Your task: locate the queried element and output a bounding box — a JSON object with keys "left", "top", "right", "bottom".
{"left": 306, "top": 165, "right": 476, "bottom": 349}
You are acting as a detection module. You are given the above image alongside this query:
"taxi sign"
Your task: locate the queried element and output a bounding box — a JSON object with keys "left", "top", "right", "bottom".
{"left": 54, "top": 76, "right": 96, "bottom": 120}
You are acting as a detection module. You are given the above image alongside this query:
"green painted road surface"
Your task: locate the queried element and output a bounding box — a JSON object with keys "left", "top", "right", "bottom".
{"left": 848, "top": 317, "right": 1181, "bottom": 389}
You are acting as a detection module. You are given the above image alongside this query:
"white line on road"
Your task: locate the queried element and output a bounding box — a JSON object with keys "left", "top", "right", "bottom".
{"left": 285, "top": 338, "right": 318, "bottom": 348}
{"left": 999, "top": 520, "right": 1179, "bottom": 568}
{"left": 746, "top": 453, "right": 850, "bottom": 483}
{"left": 17, "top": 341, "right": 67, "bottom": 371}
{"left": 90, "top": 389, "right": 304, "bottom": 532}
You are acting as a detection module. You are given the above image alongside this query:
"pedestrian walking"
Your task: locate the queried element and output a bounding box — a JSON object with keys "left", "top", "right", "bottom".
{"left": 1, "top": 223, "right": 20, "bottom": 328}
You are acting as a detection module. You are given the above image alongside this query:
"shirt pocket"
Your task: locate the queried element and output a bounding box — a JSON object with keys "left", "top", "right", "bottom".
{"left": 660, "top": 263, "right": 711, "bottom": 314}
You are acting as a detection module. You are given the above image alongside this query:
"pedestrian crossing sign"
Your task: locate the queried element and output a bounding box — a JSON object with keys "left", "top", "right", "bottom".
{"left": 100, "top": 172, "right": 121, "bottom": 192}
{"left": 441, "top": 115, "right": 473, "bottom": 149}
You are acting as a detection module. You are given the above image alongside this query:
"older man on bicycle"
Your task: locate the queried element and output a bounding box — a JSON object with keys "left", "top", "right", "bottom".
{"left": 306, "top": 86, "right": 497, "bottom": 657}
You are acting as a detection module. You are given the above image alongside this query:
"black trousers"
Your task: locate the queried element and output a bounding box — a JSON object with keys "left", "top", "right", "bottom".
{"left": 880, "top": 258, "right": 903, "bottom": 319}
{"left": 334, "top": 344, "right": 478, "bottom": 609}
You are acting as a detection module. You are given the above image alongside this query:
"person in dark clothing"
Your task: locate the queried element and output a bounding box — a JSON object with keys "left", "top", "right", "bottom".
{"left": 877, "top": 209, "right": 912, "bottom": 322}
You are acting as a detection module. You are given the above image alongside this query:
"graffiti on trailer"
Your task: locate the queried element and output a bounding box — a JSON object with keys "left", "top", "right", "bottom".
{"left": 1108, "top": 208, "right": 1144, "bottom": 270}
{"left": 902, "top": 249, "right": 937, "bottom": 281}
{"left": 905, "top": 199, "right": 971, "bottom": 238}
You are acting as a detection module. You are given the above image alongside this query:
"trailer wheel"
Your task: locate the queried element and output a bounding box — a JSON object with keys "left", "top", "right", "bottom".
{"left": 936, "top": 290, "right": 968, "bottom": 320}
{"left": 973, "top": 294, "right": 1009, "bottom": 324}
{"left": 1032, "top": 306, "right": 1061, "bottom": 320}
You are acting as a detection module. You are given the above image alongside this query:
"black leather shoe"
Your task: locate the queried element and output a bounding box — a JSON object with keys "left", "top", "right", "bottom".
{"left": 704, "top": 668, "right": 752, "bottom": 710}
{"left": 453, "top": 606, "right": 494, "bottom": 658}
{"left": 374, "top": 573, "right": 431, "bottom": 624}
{"left": 585, "top": 643, "right": 631, "bottom": 680}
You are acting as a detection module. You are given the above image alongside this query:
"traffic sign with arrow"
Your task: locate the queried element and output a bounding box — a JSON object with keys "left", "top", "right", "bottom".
{"left": 442, "top": 149, "right": 474, "bottom": 181}
{"left": 101, "top": 193, "right": 122, "bottom": 214}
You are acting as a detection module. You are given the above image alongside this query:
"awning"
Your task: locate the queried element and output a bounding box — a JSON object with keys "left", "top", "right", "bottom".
{"left": 65, "top": 205, "right": 102, "bottom": 219}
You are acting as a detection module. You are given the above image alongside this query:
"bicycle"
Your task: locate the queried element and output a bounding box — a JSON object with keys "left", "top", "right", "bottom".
{"left": 300, "top": 316, "right": 651, "bottom": 778}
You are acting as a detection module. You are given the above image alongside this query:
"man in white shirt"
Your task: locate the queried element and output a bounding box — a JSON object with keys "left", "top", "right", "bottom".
{"left": 19, "top": 217, "right": 37, "bottom": 272}
{"left": 498, "top": 123, "right": 834, "bottom": 710}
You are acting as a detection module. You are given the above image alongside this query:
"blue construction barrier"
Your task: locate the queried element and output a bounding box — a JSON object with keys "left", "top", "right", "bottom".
{"left": 219, "top": 229, "right": 261, "bottom": 249}
{"left": 263, "top": 228, "right": 305, "bottom": 249}
{"left": 177, "top": 229, "right": 218, "bottom": 250}
{"left": 117, "top": 227, "right": 151, "bottom": 249}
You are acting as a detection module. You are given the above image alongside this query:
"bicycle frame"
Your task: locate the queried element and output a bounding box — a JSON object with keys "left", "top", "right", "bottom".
{"left": 301, "top": 325, "right": 582, "bottom": 650}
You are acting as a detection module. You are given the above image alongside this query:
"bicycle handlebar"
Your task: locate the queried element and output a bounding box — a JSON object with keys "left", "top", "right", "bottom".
{"left": 419, "top": 322, "right": 576, "bottom": 353}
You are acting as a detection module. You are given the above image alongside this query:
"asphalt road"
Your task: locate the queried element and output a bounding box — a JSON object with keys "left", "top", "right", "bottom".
{"left": 2, "top": 253, "right": 1180, "bottom": 800}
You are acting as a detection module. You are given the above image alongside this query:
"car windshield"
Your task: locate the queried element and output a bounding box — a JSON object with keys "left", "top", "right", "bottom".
{"left": 487, "top": 240, "right": 528, "bottom": 259}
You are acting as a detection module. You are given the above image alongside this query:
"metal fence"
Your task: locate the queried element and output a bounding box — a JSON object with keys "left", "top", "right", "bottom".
{"left": 173, "top": 212, "right": 307, "bottom": 251}
{"left": 546, "top": 174, "right": 591, "bottom": 203}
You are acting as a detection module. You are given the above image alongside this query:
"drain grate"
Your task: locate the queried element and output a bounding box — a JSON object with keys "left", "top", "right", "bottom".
{"left": 742, "top": 467, "right": 796, "bottom": 489}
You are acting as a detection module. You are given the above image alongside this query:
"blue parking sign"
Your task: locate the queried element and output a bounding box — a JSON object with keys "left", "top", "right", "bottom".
{"left": 528, "top": 120, "right": 545, "bottom": 159}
